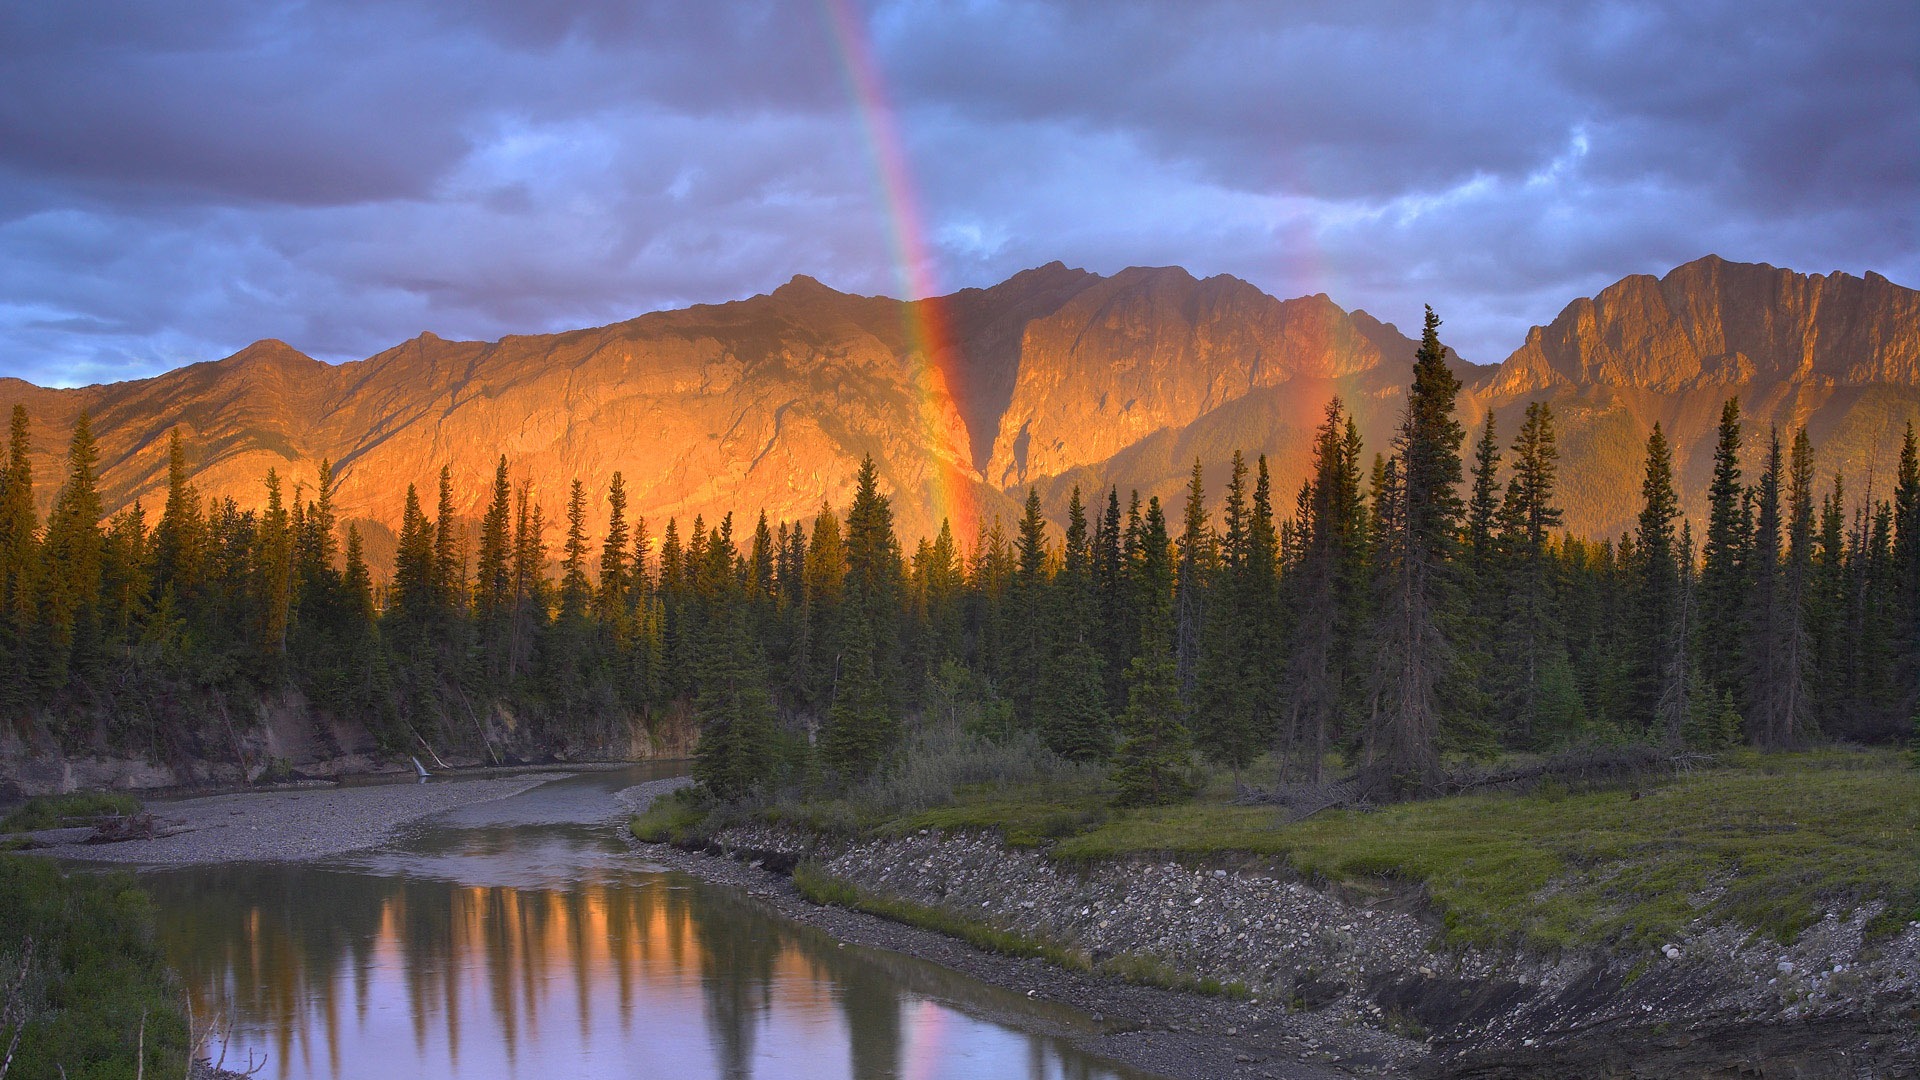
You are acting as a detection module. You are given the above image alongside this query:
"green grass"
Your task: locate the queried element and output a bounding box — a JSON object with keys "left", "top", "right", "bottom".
{"left": 1, "top": 793, "right": 142, "bottom": 833}
{"left": 888, "top": 750, "right": 1920, "bottom": 953}
{"left": 629, "top": 788, "right": 719, "bottom": 845}
{"left": 0, "top": 855, "right": 188, "bottom": 1079}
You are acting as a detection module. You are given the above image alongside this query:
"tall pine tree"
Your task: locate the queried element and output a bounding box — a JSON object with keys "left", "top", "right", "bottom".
{"left": 1363, "top": 307, "right": 1462, "bottom": 796}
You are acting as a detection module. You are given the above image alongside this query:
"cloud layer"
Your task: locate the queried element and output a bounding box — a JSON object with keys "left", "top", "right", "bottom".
{"left": 1, "top": 0, "right": 1913, "bottom": 385}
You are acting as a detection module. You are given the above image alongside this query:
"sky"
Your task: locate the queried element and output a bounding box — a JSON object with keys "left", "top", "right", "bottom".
{"left": 0, "top": 0, "right": 1914, "bottom": 387}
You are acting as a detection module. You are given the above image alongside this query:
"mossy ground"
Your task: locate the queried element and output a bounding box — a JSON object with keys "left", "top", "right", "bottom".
{"left": 644, "top": 748, "right": 1920, "bottom": 954}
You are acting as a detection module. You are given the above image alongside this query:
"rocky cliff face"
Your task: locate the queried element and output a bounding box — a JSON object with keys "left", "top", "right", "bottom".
{"left": 0, "top": 255, "right": 1914, "bottom": 560}
{"left": 0, "top": 276, "right": 1026, "bottom": 554}
{"left": 1489, "top": 256, "right": 1920, "bottom": 396}
{"left": 1465, "top": 256, "right": 1920, "bottom": 539}
{"left": 986, "top": 266, "right": 1418, "bottom": 489}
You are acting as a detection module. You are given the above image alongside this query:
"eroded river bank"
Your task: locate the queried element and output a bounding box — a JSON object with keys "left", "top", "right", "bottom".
{"left": 651, "top": 809, "right": 1919, "bottom": 1080}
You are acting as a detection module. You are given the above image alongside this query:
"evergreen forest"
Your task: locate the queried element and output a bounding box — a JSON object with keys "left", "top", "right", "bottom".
{"left": 3, "top": 311, "right": 1916, "bottom": 803}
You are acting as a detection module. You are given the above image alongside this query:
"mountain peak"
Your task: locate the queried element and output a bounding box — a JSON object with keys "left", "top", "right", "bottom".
{"left": 224, "top": 338, "right": 320, "bottom": 369}
{"left": 1489, "top": 255, "right": 1920, "bottom": 396}
{"left": 771, "top": 273, "right": 838, "bottom": 300}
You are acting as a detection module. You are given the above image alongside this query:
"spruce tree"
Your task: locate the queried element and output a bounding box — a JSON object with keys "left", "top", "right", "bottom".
{"left": 41, "top": 412, "right": 106, "bottom": 691}
{"left": 1769, "top": 429, "right": 1816, "bottom": 744}
{"left": 598, "top": 471, "right": 632, "bottom": 625}
{"left": 1035, "top": 487, "right": 1110, "bottom": 761}
{"left": 150, "top": 428, "right": 206, "bottom": 606}
{"left": 694, "top": 585, "right": 779, "bottom": 799}
{"left": 390, "top": 484, "right": 435, "bottom": 627}
{"left": 508, "top": 483, "right": 549, "bottom": 684}
{"left": 1697, "top": 399, "right": 1749, "bottom": 699}
{"left": 1632, "top": 424, "right": 1683, "bottom": 736}
{"left": 474, "top": 456, "right": 513, "bottom": 628}
{"left": 1174, "top": 459, "right": 1215, "bottom": 704}
{"left": 558, "top": 479, "right": 593, "bottom": 621}
{"left": 1463, "top": 413, "right": 1502, "bottom": 693}
{"left": 1094, "top": 487, "right": 1128, "bottom": 711}
{"left": 256, "top": 469, "right": 294, "bottom": 655}
{"left": 1193, "top": 452, "right": 1258, "bottom": 771}
{"left": 1466, "top": 410, "right": 1502, "bottom": 571}
{"left": 1894, "top": 423, "right": 1920, "bottom": 717}
{"left": 1110, "top": 497, "right": 1194, "bottom": 806}
{"left": 0, "top": 406, "right": 38, "bottom": 684}
{"left": 100, "top": 502, "right": 150, "bottom": 657}
{"left": 1363, "top": 307, "right": 1462, "bottom": 796}
{"left": 842, "top": 456, "right": 904, "bottom": 707}
{"left": 1283, "top": 399, "right": 1367, "bottom": 780}
{"left": 1491, "top": 402, "right": 1567, "bottom": 746}
{"left": 1748, "top": 430, "right": 1810, "bottom": 748}
{"left": 1010, "top": 486, "right": 1048, "bottom": 726}
{"left": 432, "top": 464, "right": 463, "bottom": 613}
{"left": 802, "top": 502, "right": 845, "bottom": 710}
{"left": 821, "top": 612, "right": 891, "bottom": 778}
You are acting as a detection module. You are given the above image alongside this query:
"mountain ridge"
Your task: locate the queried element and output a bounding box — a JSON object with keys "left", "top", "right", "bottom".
{"left": 0, "top": 255, "right": 1913, "bottom": 562}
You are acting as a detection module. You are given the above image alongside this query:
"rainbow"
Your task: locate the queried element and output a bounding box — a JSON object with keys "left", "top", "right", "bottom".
{"left": 821, "top": 0, "right": 981, "bottom": 545}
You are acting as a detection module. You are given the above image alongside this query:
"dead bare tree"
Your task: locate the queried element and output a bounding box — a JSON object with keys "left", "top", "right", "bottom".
{"left": 0, "top": 935, "right": 37, "bottom": 1080}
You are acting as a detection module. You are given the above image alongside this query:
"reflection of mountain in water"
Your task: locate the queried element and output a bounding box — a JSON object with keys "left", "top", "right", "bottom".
{"left": 144, "top": 859, "right": 1139, "bottom": 1080}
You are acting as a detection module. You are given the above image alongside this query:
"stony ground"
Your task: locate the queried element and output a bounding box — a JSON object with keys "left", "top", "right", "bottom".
{"left": 621, "top": 784, "right": 1419, "bottom": 1080}
{"left": 656, "top": 811, "right": 1920, "bottom": 1079}
{"left": 38, "top": 775, "right": 562, "bottom": 864}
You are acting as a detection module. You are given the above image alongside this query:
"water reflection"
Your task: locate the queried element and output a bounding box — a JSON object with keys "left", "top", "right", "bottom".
{"left": 144, "top": 771, "right": 1147, "bottom": 1080}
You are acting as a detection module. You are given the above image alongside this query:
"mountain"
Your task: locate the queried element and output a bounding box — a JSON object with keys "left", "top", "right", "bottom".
{"left": 1033, "top": 256, "right": 1919, "bottom": 544}
{"left": 0, "top": 256, "right": 1913, "bottom": 564}
{"left": 1463, "top": 256, "right": 1920, "bottom": 539}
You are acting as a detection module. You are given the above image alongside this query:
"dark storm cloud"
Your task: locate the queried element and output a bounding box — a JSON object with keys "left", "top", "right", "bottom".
{"left": 0, "top": 0, "right": 1913, "bottom": 385}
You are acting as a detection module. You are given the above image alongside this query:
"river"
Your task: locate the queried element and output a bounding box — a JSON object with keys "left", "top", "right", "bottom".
{"left": 141, "top": 764, "right": 1153, "bottom": 1080}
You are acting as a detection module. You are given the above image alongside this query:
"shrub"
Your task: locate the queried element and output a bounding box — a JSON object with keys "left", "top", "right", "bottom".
{"left": 848, "top": 722, "right": 1099, "bottom": 816}
{"left": 0, "top": 855, "right": 187, "bottom": 1079}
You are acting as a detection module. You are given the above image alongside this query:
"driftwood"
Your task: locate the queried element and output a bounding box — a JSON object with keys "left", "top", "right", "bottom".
{"left": 1234, "top": 778, "right": 1371, "bottom": 821}
{"left": 1439, "top": 745, "right": 1716, "bottom": 796}
{"left": 85, "top": 813, "right": 159, "bottom": 844}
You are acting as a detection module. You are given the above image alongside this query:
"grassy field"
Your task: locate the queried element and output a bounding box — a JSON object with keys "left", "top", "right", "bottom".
{"left": 641, "top": 748, "right": 1920, "bottom": 954}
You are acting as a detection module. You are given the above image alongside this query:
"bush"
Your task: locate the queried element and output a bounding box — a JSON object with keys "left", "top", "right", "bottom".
{"left": 629, "top": 787, "right": 715, "bottom": 845}
{"left": 0, "top": 855, "right": 186, "bottom": 1079}
{"left": 848, "top": 722, "right": 1100, "bottom": 816}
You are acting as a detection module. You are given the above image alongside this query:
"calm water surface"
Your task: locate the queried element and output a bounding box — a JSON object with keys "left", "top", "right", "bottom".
{"left": 143, "top": 765, "right": 1150, "bottom": 1080}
